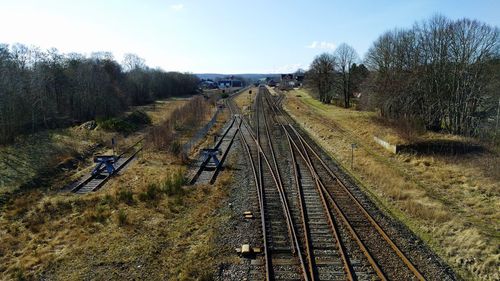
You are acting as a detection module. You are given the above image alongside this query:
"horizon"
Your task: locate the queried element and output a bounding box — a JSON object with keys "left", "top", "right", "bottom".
{"left": 1, "top": 0, "right": 499, "bottom": 74}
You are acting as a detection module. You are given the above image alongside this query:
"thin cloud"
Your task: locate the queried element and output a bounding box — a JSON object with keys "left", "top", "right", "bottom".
{"left": 170, "top": 4, "right": 184, "bottom": 11}
{"left": 269, "top": 63, "right": 307, "bottom": 74}
{"left": 306, "top": 41, "right": 336, "bottom": 50}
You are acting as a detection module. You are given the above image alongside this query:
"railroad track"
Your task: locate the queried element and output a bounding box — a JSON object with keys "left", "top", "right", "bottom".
{"left": 189, "top": 116, "right": 240, "bottom": 185}
{"left": 228, "top": 86, "right": 428, "bottom": 280}
{"left": 70, "top": 139, "right": 143, "bottom": 194}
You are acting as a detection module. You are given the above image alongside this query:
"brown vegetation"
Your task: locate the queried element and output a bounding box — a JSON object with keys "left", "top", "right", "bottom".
{"left": 0, "top": 96, "right": 232, "bottom": 280}
{"left": 146, "top": 96, "right": 212, "bottom": 152}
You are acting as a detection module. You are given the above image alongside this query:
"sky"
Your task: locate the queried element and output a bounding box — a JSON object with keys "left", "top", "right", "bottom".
{"left": 0, "top": 0, "right": 499, "bottom": 74}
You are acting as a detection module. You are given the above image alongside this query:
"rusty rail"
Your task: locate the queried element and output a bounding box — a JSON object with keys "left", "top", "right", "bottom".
{"left": 290, "top": 124, "right": 426, "bottom": 280}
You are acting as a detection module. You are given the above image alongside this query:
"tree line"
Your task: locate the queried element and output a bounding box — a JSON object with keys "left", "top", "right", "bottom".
{"left": 0, "top": 44, "right": 200, "bottom": 144}
{"left": 305, "top": 44, "right": 369, "bottom": 107}
{"left": 305, "top": 15, "right": 500, "bottom": 138}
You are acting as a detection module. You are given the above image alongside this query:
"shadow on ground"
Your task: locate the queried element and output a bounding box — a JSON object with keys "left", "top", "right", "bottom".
{"left": 399, "top": 140, "right": 486, "bottom": 155}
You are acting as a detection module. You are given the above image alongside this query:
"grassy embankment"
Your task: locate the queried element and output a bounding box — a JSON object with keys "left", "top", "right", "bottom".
{"left": 0, "top": 97, "right": 234, "bottom": 280}
{"left": 0, "top": 98, "right": 189, "bottom": 197}
{"left": 283, "top": 88, "right": 499, "bottom": 281}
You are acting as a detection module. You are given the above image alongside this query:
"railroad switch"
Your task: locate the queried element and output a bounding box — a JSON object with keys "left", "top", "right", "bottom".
{"left": 243, "top": 211, "right": 254, "bottom": 219}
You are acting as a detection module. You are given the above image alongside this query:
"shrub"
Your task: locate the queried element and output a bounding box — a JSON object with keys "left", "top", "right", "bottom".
{"left": 146, "top": 121, "right": 175, "bottom": 150}
{"left": 125, "top": 110, "right": 151, "bottom": 126}
{"left": 97, "top": 110, "right": 151, "bottom": 134}
{"left": 97, "top": 117, "right": 136, "bottom": 134}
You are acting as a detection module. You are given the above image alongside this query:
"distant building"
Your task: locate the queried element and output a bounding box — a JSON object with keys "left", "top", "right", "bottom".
{"left": 295, "top": 73, "right": 305, "bottom": 84}
{"left": 218, "top": 80, "right": 243, "bottom": 88}
{"left": 267, "top": 79, "right": 277, "bottom": 87}
{"left": 199, "top": 79, "right": 218, "bottom": 89}
{"left": 280, "top": 74, "right": 295, "bottom": 90}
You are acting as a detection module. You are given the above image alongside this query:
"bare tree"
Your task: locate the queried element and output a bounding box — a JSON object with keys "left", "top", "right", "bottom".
{"left": 334, "top": 43, "right": 359, "bottom": 108}
{"left": 0, "top": 44, "right": 199, "bottom": 144}
{"left": 364, "top": 15, "right": 500, "bottom": 137}
{"left": 122, "top": 53, "right": 146, "bottom": 72}
{"left": 306, "top": 53, "right": 336, "bottom": 103}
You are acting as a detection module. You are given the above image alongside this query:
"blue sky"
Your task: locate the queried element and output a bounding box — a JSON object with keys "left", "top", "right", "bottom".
{"left": 0, "top": 0, "right": 498, "bottom": 73}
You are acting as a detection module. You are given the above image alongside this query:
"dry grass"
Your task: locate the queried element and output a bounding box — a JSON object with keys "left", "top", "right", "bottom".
{"left": 133, "top": 98, "right": 189, "bottom": 126}
{"left": 283, "top": 88, "right": 499, "bottom": 281}
{"left": 0, "top": 149, "right": 233, "bottom": 280}
{"left": 0, "top": 95, "right": 234, "bottom": 280}
{"left": 234, "top": 87, "right": 257, "bottom": 116}
{"left": 189, "top": 109, "right": 230, "bottom": 158}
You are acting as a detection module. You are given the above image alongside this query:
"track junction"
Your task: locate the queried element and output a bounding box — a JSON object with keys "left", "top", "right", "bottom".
{"left": 223, "top": 86, "right": 439, "bottom": 281}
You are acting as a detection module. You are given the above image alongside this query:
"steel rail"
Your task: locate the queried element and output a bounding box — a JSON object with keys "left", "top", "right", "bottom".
{"left": 289, "top": 124, "right": 426, "bottom": 281}
{"left": 189, "top": 116, "right": 237, "bottom": 185}
{"left": 265, "top": 89, "right": 351, "bottom": 280}
{"left": 209, "top": 119, "right": 240, "bottom": 184}
{"left": 228, "top": 89, "right": 273, "bottom": 280}
{"left": 268, "top": 87, "right": 425, "bottom": 280}
{"left": 285, "top": 131, "right": 318, "bottom": 281}
{"left": 238, "top": 121, "right": 271, "bottom": 281}
{"left": 285, "top": 127, "right": 359, "bottom": 281}
{"left": 258, "top": 92, "right": 295, "bottom": 256}
{"left": 286, "top": 124, "right": 387, "bottom": 280}
{"left": 259, "top": 91, "right": 311, "bottom": 281}
{"left": 245, "top": 91, "right": 308, "bottom": 280}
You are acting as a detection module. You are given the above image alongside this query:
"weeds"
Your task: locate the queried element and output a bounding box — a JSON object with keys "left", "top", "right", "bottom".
{"left": 13, "top": 267, "right": 27, "bottom": 281}
{"left": 141, "top": 184, "right": 161, "bottom": 201}
{"left": 117, "top": 190, "right": 134, "bottom": 205}
{"left": 101, "top": 194, "right": 115, "bottom": 206}
{"left": 162, "top": 170, "right": 186, "bottom": 196}
{"left": 86, "top": 205, "right": 108, "bottom": 223}
{"left": 117, "top": 209, "right": 128, "bottom": 226}
{"left": 170, "top": 140, "right": 182, "bottom": 155}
